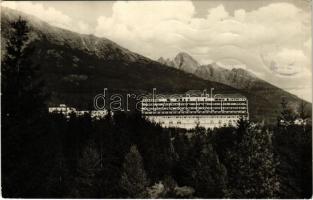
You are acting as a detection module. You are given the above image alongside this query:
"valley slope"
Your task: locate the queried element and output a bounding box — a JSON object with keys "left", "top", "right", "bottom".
{"left": 158, "top": 53, "right": 311, "bottom": 123}
{"left": 1, "top": 7, "right": 308, "bottom": 122}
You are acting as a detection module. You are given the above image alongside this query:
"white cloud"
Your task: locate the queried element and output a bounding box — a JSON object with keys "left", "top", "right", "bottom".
{"left": 112, "top": 1, "right": 194, "bottom": 25}
{"left": 206, "top": 4, "right": 229, "bottom": 21}
{"left": 260, "top": 47, "right": 310, "bottom": 76}
{"left": 77, "top": 21, "right": 92, "bottom": 34}
{"left": 287, "top": 86, "right": 312, "bottom": 102}
{"left": 1, "top": 1, "right": 92, "bottom": 34}
{"left": 94, "top": 1, "right": 197, "bottom": 58}
{"left": 93, "top": 1, "right": 311, "bottom": 101}
{"left": 304, "top": 38, "right": 312, "bottom": 58}
{"left": 234, "top": 9, "right": 246, "bottom": 21}
{"left": 94, "top": 2, "right": 311, "bottom": 63}
{"left": 304, "top": 39, "right": 311, "bottom": 48}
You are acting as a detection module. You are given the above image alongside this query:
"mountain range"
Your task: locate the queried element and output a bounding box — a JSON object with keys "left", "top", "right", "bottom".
{"left": 158, "top": 53, "right": 311, "bottom": 119}
{"left": 1, "top": 7, "right": 310, "bottom": 123}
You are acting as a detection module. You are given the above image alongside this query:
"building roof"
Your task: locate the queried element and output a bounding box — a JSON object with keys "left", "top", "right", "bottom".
{"left": 212, "top": 93, "right": 246, "bottom": 98}
{"left": 142, "top": 91, "right": 246, "bottom": 99}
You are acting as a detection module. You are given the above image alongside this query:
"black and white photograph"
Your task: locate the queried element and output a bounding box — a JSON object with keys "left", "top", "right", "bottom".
{"left": 1, "top": 0, "right": 312, "bottom": 198}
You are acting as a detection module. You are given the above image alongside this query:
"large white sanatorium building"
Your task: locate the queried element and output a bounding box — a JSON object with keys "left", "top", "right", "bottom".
{"left": 141, "top": 90, "right": 249, "bottom": 129}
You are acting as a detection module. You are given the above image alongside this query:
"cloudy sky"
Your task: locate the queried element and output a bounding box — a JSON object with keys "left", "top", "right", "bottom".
{"left": 2, "top": 0, "right": 312, "bottom": 101}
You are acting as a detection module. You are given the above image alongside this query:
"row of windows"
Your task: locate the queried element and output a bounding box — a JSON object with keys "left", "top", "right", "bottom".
{"left": 148, "top": 115, "right": 246, "bottom": 119}
{"left": 142, "top": 110, "right": 247, "bottom": 113}
{"left": 220, "top": 103, "right": 247, "bottom": 105}
{"left": 162, "top": 119, "right": 237, "bottom": 125}
{"left": 141, "top": 106, "right": 247, "bottom": 111}
{"left": 142, "top": 105, "right": 248, "bottom": 109}
{"left": 143, "top": 98, "right": 246, "bottom": 102}
{"left": 143, "top": 108, "right": 248, "bottom": 112}
{"left": 142, "top": 101, "right": 247, "bottom": 105}
{"left": 223, "top": 107, "right": 248, "bottom": 110}
{"left": 141, "top": 104, "right": 248, "bottom": 109}
{"left": 142, "top": 111, "right": 248, "bottom": 116}
{"left": 142, "top": 103, "right": 247, "bottom": 107}
{"left": 142, "top": 106, "right": 247, "bottom": 109}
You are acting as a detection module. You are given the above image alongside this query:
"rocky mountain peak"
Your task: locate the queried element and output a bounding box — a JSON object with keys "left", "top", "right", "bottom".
{"left": 157, "top": 52, "right": 199, "bottom": 73}
{"left": 231, "top": 68, "right": 256, "bottom": 78}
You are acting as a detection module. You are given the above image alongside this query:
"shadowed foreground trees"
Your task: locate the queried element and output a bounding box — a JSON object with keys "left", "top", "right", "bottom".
{"left": 120, "top": 145, "right": 149, "bottom": 198}
{"left": 225, "top": 121, "right": 280, "bottom": 198}
{"left": 2, "top": 102, "right": 311, "bottom": 198}
{"left": 1, "top": 17, "right": 49, "bottom": 198}
{"left": 2, "top": 78, "right": 311, "bottom": 198}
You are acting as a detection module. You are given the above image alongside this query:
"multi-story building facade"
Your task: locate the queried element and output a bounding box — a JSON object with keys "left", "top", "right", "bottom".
{"left": 141, "top": 90, "right": 249, "bottom": 129}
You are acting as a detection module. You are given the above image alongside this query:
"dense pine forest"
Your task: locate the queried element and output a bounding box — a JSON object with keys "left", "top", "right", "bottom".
{"left": 2, "top": 18, "right": 312, "bottom": 199}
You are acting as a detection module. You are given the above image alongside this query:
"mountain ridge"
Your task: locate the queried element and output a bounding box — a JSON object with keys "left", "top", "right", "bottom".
{"left": 157, "top": 52, "right": 309, "bottom": 112}
{"left": 1, "top": 7, "right": 310, "bottom": 123}
{"left": 157, "top": 52, "right": 199, "bottom": 74}
{"left": 1, "top": 7, "right": 147, "bottom": 63}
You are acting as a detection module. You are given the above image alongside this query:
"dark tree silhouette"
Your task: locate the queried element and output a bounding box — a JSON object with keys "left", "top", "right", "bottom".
{"left": 194, "top": 143, "right": 227, "bottom": 198}
{"left": 278, "top": 97, "right": 296, "bottom": 126}
{"left": 120, "top": 145, "right": 149, "bottom": 198}
{"left": 71, "top": 143, "right": 101, "bottom": 198}
{"left": 236, "top": 116, "right": 251, "bottom": 142}
{"left": 2, "top": 17, "right": 47, "bottom": 125}
{"left": 2, "top": 17, "right": 49, "bottom": 197}
{"left": 226, "top": 123, "right": 280, "bottom": 198}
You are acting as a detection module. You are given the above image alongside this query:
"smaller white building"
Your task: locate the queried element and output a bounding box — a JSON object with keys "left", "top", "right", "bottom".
{"left": 48, "top": 104, "right": 107, "bottom": 119}
{"left": 48, "top": 104, "right": 76, "bottom": 117}
{"left": 91, "top": 110, "right": 107, "bottom": 119}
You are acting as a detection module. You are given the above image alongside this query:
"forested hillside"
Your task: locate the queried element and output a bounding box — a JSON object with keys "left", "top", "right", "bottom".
{"left": 1, "top": 7, "right": 309, "bottom": 122}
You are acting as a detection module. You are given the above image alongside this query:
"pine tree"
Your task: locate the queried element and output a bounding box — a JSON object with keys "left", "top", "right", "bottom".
{"left": 2, "top": 17, "right": 47, "bottom": 125}
{"left": 194, "top": 144, "right": 227, "bottom": 198}
{"left": 71, "top": 143, "right": 101, "bottom": 198}
{"left": 1, "top": 17, "right": 48, "bottom": 197}
{"left": 273, "top": 115, "right": 312, "bottom": 198}
{"left": 120, "top": 145, "right": 149, "bottom": 198}
{"left": 45, "top": 149, "right": 70, "bottom": 198}
{"left": 297, "top": 100, "right": 309, "bottom": 129}
{"left": 236, "top": 116, "right": 250, "bottom": 142}
{"left": 226, "top": 123, "right": 280, "bottom": 198}
{"left": 278, "top": 97, "right": 295, "bottom": 126}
